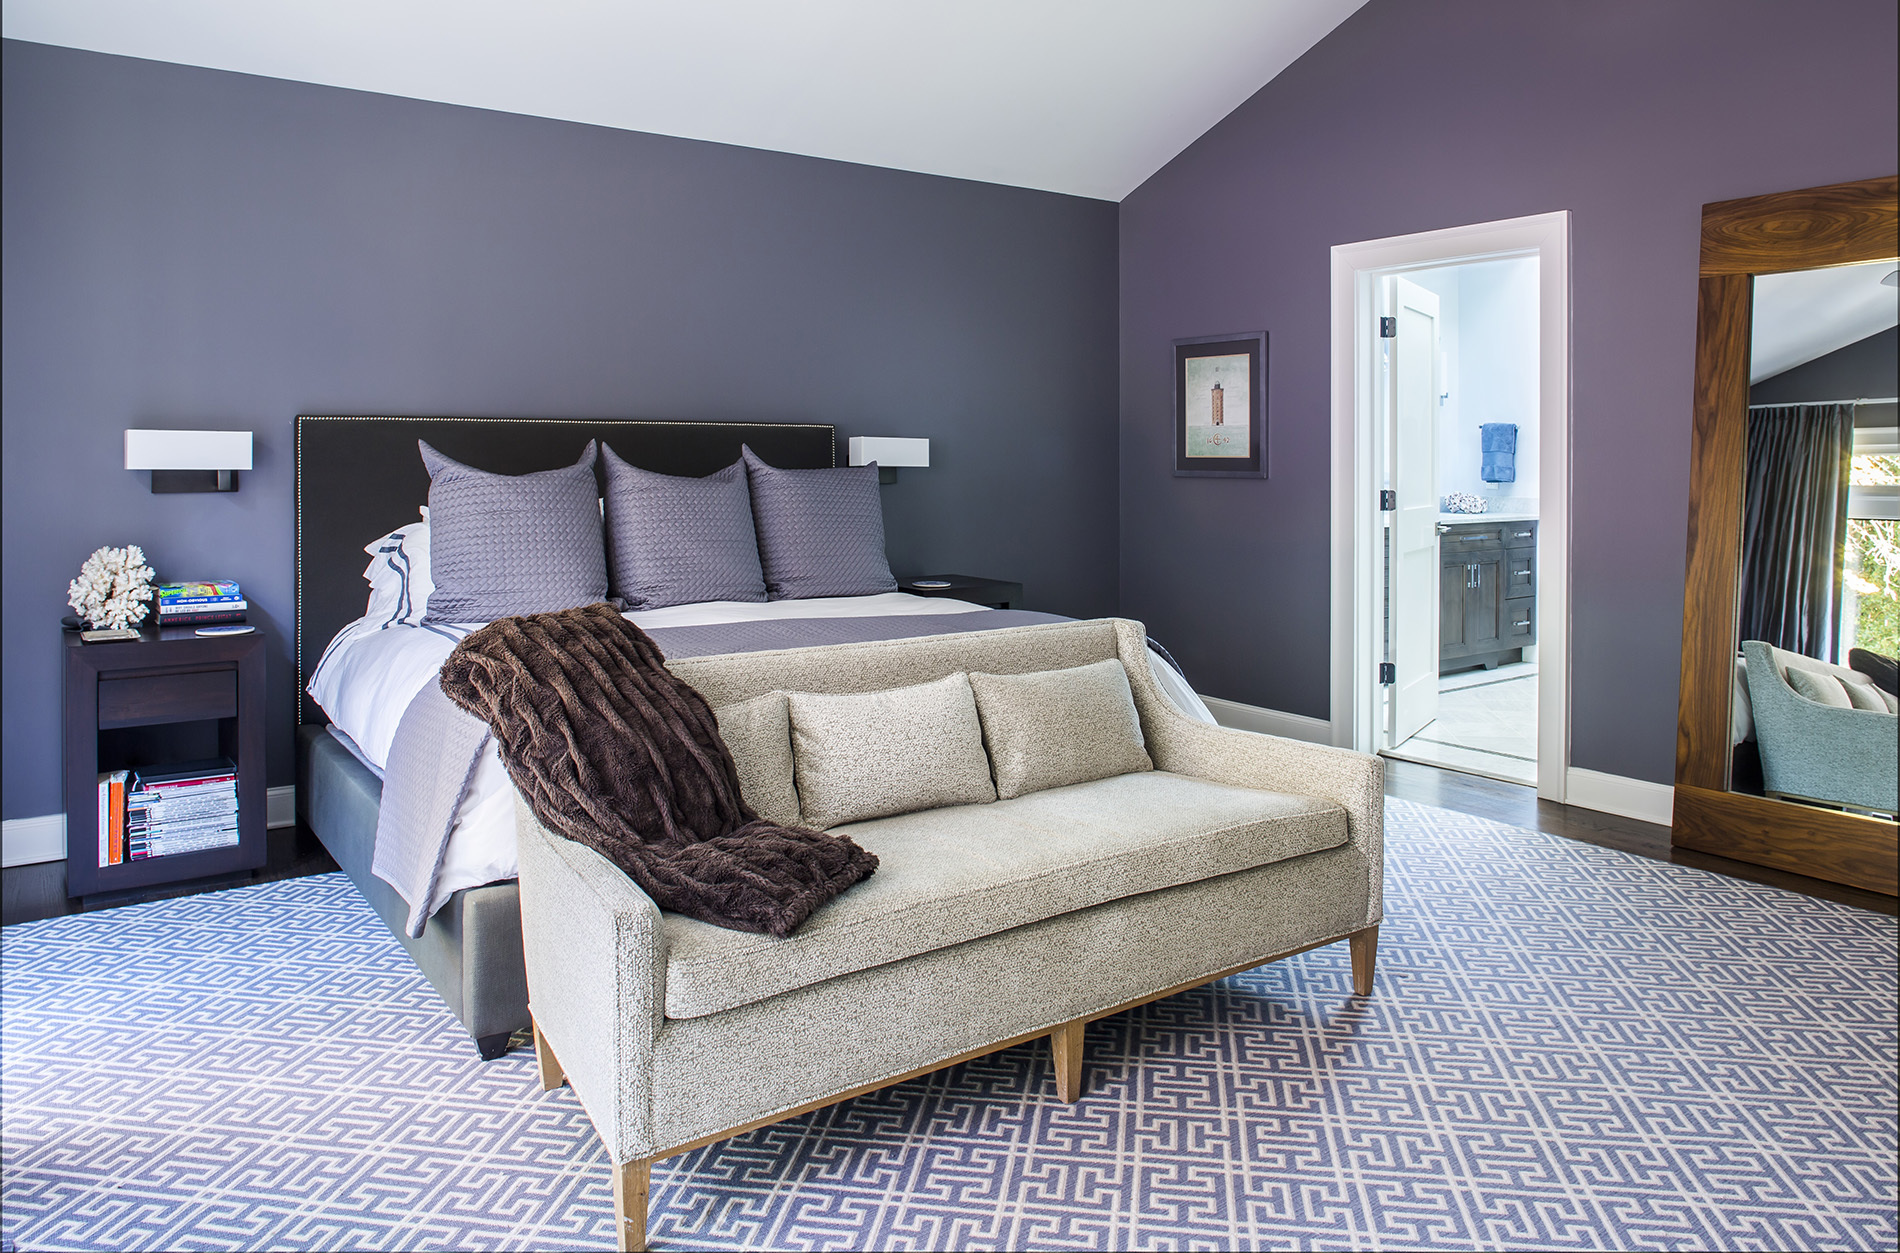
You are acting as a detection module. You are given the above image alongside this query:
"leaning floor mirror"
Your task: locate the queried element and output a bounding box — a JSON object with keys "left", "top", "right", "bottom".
{"left": 1673, "top": 174, "right": 1899, "bottom": 895}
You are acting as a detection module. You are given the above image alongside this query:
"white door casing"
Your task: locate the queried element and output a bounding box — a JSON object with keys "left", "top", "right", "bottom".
{"left": 1386, "top": 275, "right": 1441, "bottom": 747}
{"left": 1329, "top": 210, "right": 1571, "bottom": 802}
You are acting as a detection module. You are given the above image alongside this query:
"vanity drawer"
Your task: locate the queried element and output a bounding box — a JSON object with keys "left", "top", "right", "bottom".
{"left": 1440, "top": 525, "right": 1504, "bottom": 551}
{"left": 1504, "top": 600, "right": 1536, "bottom": 644}
{"left": 1507, "top": 553, "right": 1535, "bottom": 597}
{"left": 98, "top": 667, "right": 237, "bottom": 728}
{"left": 1503, "top": 522, "right": 1537, "bottom": 549}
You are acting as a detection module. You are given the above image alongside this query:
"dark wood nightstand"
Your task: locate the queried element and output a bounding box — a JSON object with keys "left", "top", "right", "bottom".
{"left": 899, "top": 574, "right": 1024, "bottom": 610}
{"left": 63, "top": 627, "right": 266, "bottom": 899}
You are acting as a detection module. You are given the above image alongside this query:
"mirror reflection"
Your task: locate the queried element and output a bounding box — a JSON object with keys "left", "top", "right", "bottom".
{"left": 1731, "top": 258, "right": 1899, "bottom": 815}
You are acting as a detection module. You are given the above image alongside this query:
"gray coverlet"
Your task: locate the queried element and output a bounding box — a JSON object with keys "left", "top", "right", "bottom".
{"left": 370, "top": 677, "right": 493, "bottom": 937}
{"left": 369, "top": 609, "right": 1063, "bottom": 934}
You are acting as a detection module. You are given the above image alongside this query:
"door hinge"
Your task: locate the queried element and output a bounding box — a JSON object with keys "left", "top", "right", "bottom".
{"left": 1378, "top": 662, "right": 1396, "bottom": 685}
{"left": 1378, "top": 316, "right": 1397, "bottom": 338}
{"left": 1379, "top": 489, "right": 1397, "bottom": 511}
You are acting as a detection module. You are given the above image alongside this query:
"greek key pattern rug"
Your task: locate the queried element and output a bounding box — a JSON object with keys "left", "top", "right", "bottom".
{"left": 3, "top": 798, "right": 1894, "bottom": 1251}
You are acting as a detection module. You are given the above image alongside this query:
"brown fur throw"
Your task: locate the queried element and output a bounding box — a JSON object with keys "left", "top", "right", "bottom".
{"left": 439, "top": 602, "right": 877, "bottom": 937}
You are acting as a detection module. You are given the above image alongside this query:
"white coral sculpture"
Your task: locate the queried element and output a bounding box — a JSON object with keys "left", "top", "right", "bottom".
{"left": 69, "top": 544, "right": 156, "bottom": 630}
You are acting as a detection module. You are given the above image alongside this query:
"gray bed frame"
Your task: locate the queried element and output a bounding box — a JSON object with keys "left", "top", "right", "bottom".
{"left": 293, "top": 415, "right": 837, "bottom": 1059}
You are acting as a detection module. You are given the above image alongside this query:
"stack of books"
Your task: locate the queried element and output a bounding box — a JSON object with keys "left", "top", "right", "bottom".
{"left": 96, "top": 769, "right": 129, "bottom": 867}
{"left": 123, "top": 759, "right": 240, "bottom": 861}
{"left": 156, "top": 580, "right": 246, "bottom": 627}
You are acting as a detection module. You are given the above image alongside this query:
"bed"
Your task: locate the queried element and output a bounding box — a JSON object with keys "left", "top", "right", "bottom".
{"left": 294, "top": 415, "right": 1211, "bottom": 1058}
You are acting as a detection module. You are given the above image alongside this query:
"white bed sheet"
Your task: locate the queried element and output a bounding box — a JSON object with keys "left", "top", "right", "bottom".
{"left": 308, "top": 593, "right": 1214, "bottom": 909}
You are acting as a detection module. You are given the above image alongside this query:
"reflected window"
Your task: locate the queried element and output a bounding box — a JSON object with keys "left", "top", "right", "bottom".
{"left": 1841, "top": 425, "right": 1899, "bottom": 663}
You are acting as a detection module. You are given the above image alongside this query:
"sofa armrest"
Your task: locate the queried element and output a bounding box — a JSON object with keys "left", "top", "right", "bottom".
{"left": 1112, "top": 620, "right": 1385, "bottom": 925}
{"left": 514, "top": 796, "right": 666, "bottom": 1163}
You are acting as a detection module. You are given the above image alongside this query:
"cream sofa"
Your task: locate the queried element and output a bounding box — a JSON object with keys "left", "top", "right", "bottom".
{"left": 517, "top": 618, "right": 1384, "bottom": 1251}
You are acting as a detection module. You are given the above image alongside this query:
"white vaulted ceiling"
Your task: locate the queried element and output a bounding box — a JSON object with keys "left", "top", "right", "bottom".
{"left": 1751, "top": 259, "right": 1900, "bottom": 384}
{"left": 0, "top": 0, "right": 1367, "bottom": 201}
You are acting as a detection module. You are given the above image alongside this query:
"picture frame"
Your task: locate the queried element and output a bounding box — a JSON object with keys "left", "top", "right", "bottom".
{"left": 1173, "top": 331, "right": 1267, "bottom": 477}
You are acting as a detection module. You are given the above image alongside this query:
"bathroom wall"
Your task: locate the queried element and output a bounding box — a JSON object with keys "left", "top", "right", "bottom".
{"left": 1409, "top": 258, "right": 1540, "bottom": 507}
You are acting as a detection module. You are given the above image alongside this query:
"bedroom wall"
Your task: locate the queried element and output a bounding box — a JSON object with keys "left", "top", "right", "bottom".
{"left": 0, "top": 38, "right": 1120, "bottom": 822}
{"left": 1117, "top": 0, "right": 1898, "bottom": 785}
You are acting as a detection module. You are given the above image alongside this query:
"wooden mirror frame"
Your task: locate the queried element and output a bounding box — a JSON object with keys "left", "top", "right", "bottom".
{"left": 1672, "top": 173, "right": 1898, "bottom": 896}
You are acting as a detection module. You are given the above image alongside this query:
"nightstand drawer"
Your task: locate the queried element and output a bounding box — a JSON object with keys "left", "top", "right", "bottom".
{"left": 98, "top": 668, "right": 237, "bottom": 728}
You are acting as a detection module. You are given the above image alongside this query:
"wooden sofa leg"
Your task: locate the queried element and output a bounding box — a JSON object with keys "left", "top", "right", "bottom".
{"left": 1050, "top": 1020, "right": 1086, "bottom": 1103}
{"left": 532, "top": 1015, "right": 566, "bottom": 1091}
{"left": 612, "top": 1157, "right": 650, "bottom": 1253}
{"left": 1349, "top": 925, "right": 1379, "bottom": 996}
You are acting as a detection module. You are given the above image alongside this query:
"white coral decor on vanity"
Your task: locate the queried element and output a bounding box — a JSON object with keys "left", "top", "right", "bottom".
{"left": 68, "top": 544, "right": 156, "bottom": 630}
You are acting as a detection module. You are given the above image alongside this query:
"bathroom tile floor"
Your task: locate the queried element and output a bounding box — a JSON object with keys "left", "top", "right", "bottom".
{"left": 1388, "top": 661, "right": 1538, "bottom": 785}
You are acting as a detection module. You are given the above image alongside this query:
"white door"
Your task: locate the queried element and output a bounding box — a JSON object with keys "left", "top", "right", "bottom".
{"left": 1385, "top": 275, "right": 1441, "bottom": 747}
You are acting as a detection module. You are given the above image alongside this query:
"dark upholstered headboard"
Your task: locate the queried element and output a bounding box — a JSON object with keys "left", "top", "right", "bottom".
{"left": 295, "top": 415, "right": 835, "bottom": 724}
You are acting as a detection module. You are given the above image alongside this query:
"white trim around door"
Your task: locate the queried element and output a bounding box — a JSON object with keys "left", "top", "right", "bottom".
{"left": 1329, "top": 211, "right": 1573, "bottom": 802}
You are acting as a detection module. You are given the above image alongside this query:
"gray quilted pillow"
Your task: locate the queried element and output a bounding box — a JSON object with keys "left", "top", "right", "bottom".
{"left": 969, "top": 660, "right": 1153, "bottom": 799}
{"left": 742, "top": 445, "right": 897, "bottom": 599}
{"left": 601, "top": 445, "right": 767, "bottom": 609}
{"left": 419, "top": 440, "right": 608, "bottom": 623}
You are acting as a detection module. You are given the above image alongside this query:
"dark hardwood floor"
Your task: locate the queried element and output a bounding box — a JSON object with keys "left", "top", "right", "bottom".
{"left": 5, "top": 759, "right": 1893, "bottom": 926}
{"left": 1, "top": 823, "right": 338, "bottom": 927}
{"left": 1383, "top": 756, "right": 1898, "bottom": 916}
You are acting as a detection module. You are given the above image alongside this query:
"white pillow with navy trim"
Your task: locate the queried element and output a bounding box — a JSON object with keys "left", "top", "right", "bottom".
{"left": 362, "top": 508, "right": 433, "bottom": 629}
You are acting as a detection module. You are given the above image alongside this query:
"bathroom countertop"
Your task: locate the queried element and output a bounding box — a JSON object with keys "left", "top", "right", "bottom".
{"left": 1438, "top": 512, "right": 1539, "bottom": 524}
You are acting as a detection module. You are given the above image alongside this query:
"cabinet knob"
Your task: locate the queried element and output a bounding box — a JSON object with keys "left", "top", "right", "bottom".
{"left": 1514, "top": 619, "right": 1531, "bottom": 628}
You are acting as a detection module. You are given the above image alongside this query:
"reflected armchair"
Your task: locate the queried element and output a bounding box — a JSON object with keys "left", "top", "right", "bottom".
{"left": 1741, "top": 640, "right": 1898, "bottom": 815}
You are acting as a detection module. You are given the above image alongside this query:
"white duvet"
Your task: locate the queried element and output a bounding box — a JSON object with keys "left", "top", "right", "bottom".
{"left": 308, "top": 592, "right": 1214, "bottom": 909}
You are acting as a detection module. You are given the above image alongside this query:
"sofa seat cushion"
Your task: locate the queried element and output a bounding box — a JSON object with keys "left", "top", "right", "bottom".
{"left": 659, "top": 770, "right": 1349, "bottom": 1019}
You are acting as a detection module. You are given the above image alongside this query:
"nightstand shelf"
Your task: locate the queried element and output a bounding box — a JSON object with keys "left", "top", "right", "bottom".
{"left": 899, "top": 574, "right": 1024, "bottom": 610}
{"left": 63, "top": 628, "right": 266, "bottom": 899}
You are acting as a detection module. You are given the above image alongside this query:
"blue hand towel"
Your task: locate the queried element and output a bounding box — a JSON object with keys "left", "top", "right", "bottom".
{"left": 1481, "top": 423, "right": 1517, "bottom": 483}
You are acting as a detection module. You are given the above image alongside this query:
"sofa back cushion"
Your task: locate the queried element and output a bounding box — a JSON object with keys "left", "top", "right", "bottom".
{"left": 969, "top": 659, "right": 1153, "bottom": 799}
{"left": 713, "top": 692, "right": 801, "bottom": 827}
{"left": 787, "top": 672, "right": 996, "bottom": 828}
{"left": 1786, "top": 666, "right": 1854, "bottom": 709}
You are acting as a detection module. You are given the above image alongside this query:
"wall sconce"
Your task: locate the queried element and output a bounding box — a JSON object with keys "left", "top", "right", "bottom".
{"left": 848, "top": 436, "right": 929, "bottom": 484}
{"left": 125, "top": 429, "right": 253, "bottom": 492}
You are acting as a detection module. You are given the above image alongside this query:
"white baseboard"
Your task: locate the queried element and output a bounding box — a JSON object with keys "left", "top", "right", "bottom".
{"left": 2, "top": 814, "right": 67, "bottom": 868}
{"left": 1200, "top": 697, "right": 1334, "bottom": 744}
{"left": 2, "top": 786, "right": 298, "bottom": 868}
{"left": 1564, "top": 767, "right": 1673, "bottom": 826}
{"left": 267, "top": 785, "right": 296, "bottom": 830}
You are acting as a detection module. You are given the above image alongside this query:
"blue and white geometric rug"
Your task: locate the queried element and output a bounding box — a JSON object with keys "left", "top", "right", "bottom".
{"left": 3, "top": 798, "right": 1894, "bottom": 1251}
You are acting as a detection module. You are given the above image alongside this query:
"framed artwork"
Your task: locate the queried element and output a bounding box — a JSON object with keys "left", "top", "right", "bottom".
{"left": 1173, "top": 331, "right": 1267, "bottom": 477}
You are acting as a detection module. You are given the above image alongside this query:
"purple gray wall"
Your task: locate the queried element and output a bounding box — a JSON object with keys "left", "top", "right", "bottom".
{"left": 1118, "top": 0, "right": 1898, "bottom": 783}
{"left": 1, "top": 39, "right": 1119, "bottom": 820}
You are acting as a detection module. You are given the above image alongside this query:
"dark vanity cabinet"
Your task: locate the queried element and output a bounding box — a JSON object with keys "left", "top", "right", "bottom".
{"left": 1439, "top": 520, "right": 1536, "bottom": 672}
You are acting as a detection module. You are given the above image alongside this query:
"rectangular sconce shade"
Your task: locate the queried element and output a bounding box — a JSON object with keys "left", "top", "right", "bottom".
{"left": 125, "top": 429, "right": 253, "bottom": 470}
{"left": 848, "top": 436, "right": 929, "bottom": 468}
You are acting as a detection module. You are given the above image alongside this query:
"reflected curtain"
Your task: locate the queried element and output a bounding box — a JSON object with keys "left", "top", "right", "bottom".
{"left": 1737, "top": 403, "right": 1853, "bottom": 658}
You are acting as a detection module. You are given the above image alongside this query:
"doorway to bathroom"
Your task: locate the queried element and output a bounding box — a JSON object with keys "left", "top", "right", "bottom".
{"left": 1329, "top": 211, "right": 1571, "bottom": 802}
{"left": 1379, "top": 258, "right": 1542, "bottom": 785}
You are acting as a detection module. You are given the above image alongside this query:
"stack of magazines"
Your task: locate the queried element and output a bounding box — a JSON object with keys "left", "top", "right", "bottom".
{"left": 124, "top": 759, "right": 240, "bottom": 861}
{"left": 157, "top": 580, "right": 246, "bottom": 627}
